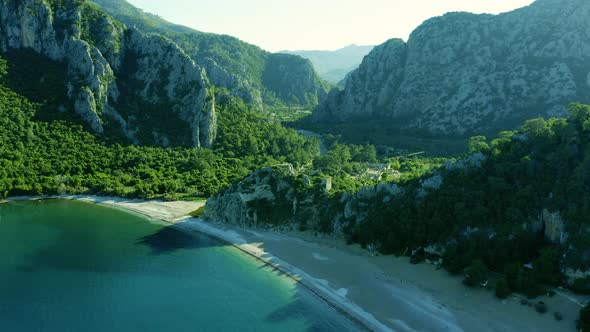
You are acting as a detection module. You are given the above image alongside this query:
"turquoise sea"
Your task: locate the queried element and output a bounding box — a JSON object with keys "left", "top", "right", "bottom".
{"left": 0, "top": 200, "right": 357, "bottom": 332}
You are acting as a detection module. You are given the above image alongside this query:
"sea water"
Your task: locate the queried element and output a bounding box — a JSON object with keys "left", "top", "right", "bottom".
{"left": 0, "top": 200, "right": 357, "bottom": 332}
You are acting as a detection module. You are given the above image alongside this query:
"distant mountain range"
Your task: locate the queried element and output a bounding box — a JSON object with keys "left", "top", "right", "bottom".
{"left": 312, "top": 0, "right": 590, "bottom": 139}
{"left": 281, "top": 45, "right": 374, "bottom": 84}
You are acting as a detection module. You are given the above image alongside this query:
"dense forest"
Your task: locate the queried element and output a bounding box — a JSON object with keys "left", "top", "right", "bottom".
{"left": 0, "top": 53, "right": 317, "bottom": 200}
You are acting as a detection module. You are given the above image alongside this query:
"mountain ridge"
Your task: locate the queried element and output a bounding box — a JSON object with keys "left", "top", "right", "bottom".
{"left": 0, "top": 0, "right": 216, "bottom": 148}
{"left": 312, "top": 0, "right": 590, "bottom": 139}
{"left": 91, "top": 0, "right": 330, "bottom": 110}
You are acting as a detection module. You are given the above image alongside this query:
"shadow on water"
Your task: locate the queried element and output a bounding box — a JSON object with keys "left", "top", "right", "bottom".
{"left": 16, "top": 224, "right": 223, "bottom": 273}
{"left": 136, "top": 224, "right": 222, "bottom": 255}
{"left": 265, "top": 285, "right": 360, "bottom": 332}
{"left": 254, "top": 257, "right": 361, "bottom": 332}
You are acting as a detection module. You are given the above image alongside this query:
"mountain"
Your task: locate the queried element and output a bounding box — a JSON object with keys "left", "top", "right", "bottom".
{"left": 0, "top": 0, "right": 215, "bottom": 148}
{"left": 312, "top": 0, "right": 590, "bottom": 139}
{"left": 91, "top": 0, "right": 330, "bottom": 110}
{"left": 281, "top": 45, "right": 374, "bottom": 84}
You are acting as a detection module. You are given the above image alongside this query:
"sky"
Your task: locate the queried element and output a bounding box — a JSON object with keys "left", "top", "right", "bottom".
{"left": 126, "top": 0, "right": 536, "bottom": 52}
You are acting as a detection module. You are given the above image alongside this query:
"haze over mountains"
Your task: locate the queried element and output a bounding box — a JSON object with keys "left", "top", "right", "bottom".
{"left": 281, "top": 45, "right": 374, "bottom": 84}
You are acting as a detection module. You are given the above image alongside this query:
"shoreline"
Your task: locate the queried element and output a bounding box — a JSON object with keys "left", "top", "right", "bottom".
{"left": 4, "top": 195, "right": 588, "bottom": 332}
{"left": 4, "top": 195, "right": 385, "bottom": 331}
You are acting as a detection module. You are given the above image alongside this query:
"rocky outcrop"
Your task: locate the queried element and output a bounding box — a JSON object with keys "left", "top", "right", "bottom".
{"left": 542, "top": 209, "right": 567, "bottom": 245}
{"left": 445, "top": 153, "right": 487, "bottom": 171}
{"left": 204, "top": 165, "right": 296, "bottom": 226}
{"left": 204, "top": 166, "right": 405, "bottom": 233}
{"left": 313, "top": 0, "right": 590, "bottom": 136}
{"left": 263, "top": 53, "right": 329, "bottom": 106}
{"left": 199, "top": 57, "right": 263, "bottom": 110}
{"left": 0, "top": 0, "right": 216, "bottom": 148}
{"left": 117, "top": 28, "right": 216, "bottom": 147}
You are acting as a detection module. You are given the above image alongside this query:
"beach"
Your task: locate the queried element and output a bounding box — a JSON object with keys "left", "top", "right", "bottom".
{"left": 5, "top": 196, "right": 588, "bottom": 332}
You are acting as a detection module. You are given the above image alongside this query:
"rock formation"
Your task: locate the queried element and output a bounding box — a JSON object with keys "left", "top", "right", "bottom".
{"left": 313, "top": 0, "right": 590, "bottom": 137}
{"left": 92, "top": 0, "right": 330, "bottom": 111}
{"left": 0, "top": 0, "right": 216, "bottom": 148}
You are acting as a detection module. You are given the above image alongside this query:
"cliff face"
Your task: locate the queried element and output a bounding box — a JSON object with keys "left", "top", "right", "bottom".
{"left": 204, "top": 166, "right": 298, "bottom": 227}
{"left": 314, "top": 0, "right": 590, "bottom": 136}
{"left": 91, "top": 0, "right": 330, "bottom": 111}
{"left": 0, "top": 0, "right": 216, "bottom": 148}
{"left": 263, "top": 54, "right": 329, "bottom": 106}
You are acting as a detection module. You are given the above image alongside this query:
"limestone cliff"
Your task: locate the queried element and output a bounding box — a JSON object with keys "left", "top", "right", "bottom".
{"left": 204, "top": 165, "right": 297, "bottom": 227}
{"left": 263, "top": 54, "right": 329, "bottom": 106}
{"left": 314, "top": 0, "right": 590, "bottom": 136}
{"left": 0, "top": 0, "right": 216, "bottom": 148}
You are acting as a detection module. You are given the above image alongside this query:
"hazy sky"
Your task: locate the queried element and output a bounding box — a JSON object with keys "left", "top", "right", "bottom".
{"left": 126, "top": 0, "right": 535, "bottom": 52}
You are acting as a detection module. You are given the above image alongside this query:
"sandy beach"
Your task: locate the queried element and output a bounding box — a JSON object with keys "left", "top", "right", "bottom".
{"left": 5, "top": 196, "right": 588, "bottom": 331}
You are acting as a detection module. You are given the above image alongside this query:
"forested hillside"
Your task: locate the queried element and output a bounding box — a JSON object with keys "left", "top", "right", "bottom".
{"left": 91, "top": 0, "right": 330, "bottom": 110}
{"left": 0, "top": 54, "right": 318, "bottom": 199}
{"left": 207, "top": 103, "right": 590, "bottom": 298}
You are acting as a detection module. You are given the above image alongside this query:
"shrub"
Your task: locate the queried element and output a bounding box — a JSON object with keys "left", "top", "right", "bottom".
{"left": 579, "top": 305, "right": 590, "bottom": 331}
{"left": 495, "top": 279, "right": 511, "bottom": 299}
{"left": 463, "top": 260, "right": 488, "bottom": 287}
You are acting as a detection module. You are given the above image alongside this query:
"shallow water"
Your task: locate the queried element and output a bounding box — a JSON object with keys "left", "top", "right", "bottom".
{"left": 0, "top": 200, "right": 356, "bottom": 332}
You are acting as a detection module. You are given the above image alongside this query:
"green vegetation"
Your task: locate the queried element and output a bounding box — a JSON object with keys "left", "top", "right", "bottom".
{"left": 293, "top": 118, "right": 470, "bottom": 156}
{"left": 91, "top": 0, "right": 329, "bottom": 108}
{"left": 337, "top": 106, "right": 590, "bottom": 296}
{"left": 495, "top": 279, "right": 511, "bottom": 299}
{"left": 0, "top": 53, "right": 318, "bottom": 199}
{"left": 224, "top": 104, "right": 590, "bottom": 299}
{"left": 79, "top": 1, "right": 124, "bottom": 51}
{"left": 579, "top": 305, "right": 590, "bottom": 331}
{"left": 463, "top": 260, "right": 489, "bottom": 287}
{"left": 189, "top": 206, "right": 206, "bottom": 218}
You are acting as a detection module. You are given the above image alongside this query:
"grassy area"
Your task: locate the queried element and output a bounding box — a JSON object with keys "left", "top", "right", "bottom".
{"left": 178, "top": 195, "right": 208, "bottom": 202}
{"left": 291, "top": 118, "right": 470, "bottom": 157}
{"left": 268, "top": 106, "right": 313, "bottom": 122}
{"left": 189, "top": 206, "right": 206, "bottom": 218}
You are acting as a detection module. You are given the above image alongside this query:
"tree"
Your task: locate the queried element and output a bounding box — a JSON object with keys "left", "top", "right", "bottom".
{"left": 495, "top": 279, "right": 511, "bottom": 299}
{"left": 579, "top": 305, "right": 590, "bottom": 332}
{"left": 569, "top": 103, "right": 590, "bottom": 131}
{"left": 463, "top": 260, "right": 488, "bottom": 287}
{"left": 522, "top": 118, "right": 549, "bottom": 137}
{"left": 468, "top": 136, "right": 489, "bottom": 153}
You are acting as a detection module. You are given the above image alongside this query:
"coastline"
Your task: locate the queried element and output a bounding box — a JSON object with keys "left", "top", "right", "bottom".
{"left": 4, "top": 195, "right": 588, "bottom": 332}
{"left": 4, "top": 195, "right": 385, "bottom": 331}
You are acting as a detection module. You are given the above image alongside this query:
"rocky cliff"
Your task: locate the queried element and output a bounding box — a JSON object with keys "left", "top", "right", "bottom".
{"left": 313, "top": 0, "right": 590, "bottom": 137}
{"left": 91, "top": 0, "right": 330, "bottom": 111}
{"left": 0, "top": 0, "right": 216, "bottom": 148}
